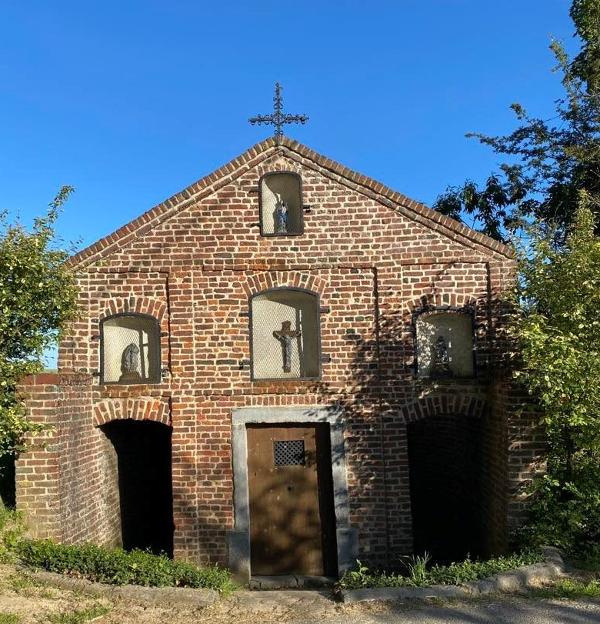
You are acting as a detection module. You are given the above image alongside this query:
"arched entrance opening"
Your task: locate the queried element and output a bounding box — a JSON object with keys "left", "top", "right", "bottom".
{"left": 100, "top": 419, "right": 174, "bottom": 556}
{"left": 407, "top": 414, "right": 483, "bottom": 563}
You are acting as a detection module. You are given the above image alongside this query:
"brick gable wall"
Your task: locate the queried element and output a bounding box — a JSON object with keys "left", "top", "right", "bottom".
{"left": 16, "top": 143, "right": 542, "bottom": 571}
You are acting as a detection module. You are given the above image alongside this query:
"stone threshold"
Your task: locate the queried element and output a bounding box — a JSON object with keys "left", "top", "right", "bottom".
{"left": 250, "top": 575, "right": 337, "bottom": 590}
{"left": 339, "top": 547, "right": 565, "bottom": 603}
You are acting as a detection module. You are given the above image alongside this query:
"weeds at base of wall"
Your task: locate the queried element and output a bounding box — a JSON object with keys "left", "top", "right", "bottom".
{"left": 0, "top": 513, "right": 234, "bottom": 595}
{"left": 337, "top": 550, "right": 544, "bottom": 590}
{"left": 14, "top": 539, "right": 235, "bottom": 594}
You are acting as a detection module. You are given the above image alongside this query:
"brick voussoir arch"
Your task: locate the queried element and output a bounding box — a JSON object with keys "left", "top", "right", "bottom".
{"left": 99, "top": 296, "right": 167, "bottom": 327}
{"left": 93, "top": 397, "right": 171, "bottom": 427}
{"left": 245, "top": 271, "right": 328, "bottom": 298}
{"left": 406, "top": 293, "right": 479, "bottom": 315}
{"left": 401, "top": 394, "right": 486, "bottom": 424}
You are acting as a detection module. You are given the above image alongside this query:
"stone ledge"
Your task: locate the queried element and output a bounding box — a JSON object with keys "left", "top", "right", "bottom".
{"left": 250, "top": 575, "right": 335, "bottom": 590}
{"left": 340, "top": 547, "right": 564, "bottom": 604}
{"left": 23, "top": 568, "right": 219, "bottom": 607}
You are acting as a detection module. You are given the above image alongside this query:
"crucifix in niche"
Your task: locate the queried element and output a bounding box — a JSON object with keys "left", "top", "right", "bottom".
{"left": 273, "top": 320, "right": 301, "bottom": 373}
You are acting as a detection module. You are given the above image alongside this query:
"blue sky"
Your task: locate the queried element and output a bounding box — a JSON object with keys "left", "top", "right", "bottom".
{"left": 0, "top": 1, "right": 576, "bottom": 249}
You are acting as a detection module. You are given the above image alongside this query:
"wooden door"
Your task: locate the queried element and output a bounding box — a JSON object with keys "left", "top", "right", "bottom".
{"left": 247, "top": 424, "right": 336, "bottom": 576}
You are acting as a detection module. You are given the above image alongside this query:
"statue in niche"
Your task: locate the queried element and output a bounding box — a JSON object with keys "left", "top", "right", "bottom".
{"left": 119, "top": 342, "right": 142, "bottom": 383}
{"left": 273, "top": 320, "right": 301, "bottom": 373}
{"left": 430, "top": 335, "right": 451, "bottom": 378}
{"left": 274, "top": 197, "right": 289, "bottom": 234}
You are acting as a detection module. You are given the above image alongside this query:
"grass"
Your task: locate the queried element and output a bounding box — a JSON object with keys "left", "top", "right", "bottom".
{"left": 6, "top": 572, "right": 56, "bottom": 599}
{"left": 0, "top": 508, "right": 23, "bottom": 564}
{"left": 7, "top": 572, "right": 39, "bottom": 592}
{"left": 0, "top": 614, "right": 20, "bottom": 624}
{"left": 337, "top": 550, "right": 544, "bottom": 590}
{"left": 530, "top": 578, "right": 600, "bottom": 599}
{"left": 45, "top": 605, "right": 110, "bottom": 624}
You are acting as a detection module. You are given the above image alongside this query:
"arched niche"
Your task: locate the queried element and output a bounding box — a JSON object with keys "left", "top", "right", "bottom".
{"left": 259, "top": 172, "right": 303, "bottom": 236}
{"left": 251, "top": 288, "right": 320, "bottom": 380}
{"left": 100, "top": 313, "right": 161, "bottom": 384}
{"left": 416, "top": 310, "right": 474, "bottom": 378}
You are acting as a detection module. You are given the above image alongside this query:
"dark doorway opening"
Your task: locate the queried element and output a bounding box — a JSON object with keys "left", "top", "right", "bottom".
{"left": 101, "top": 419, "right": 174, "bottom": 557}
{"left": 407, "top": 414, "right": 483, "bottom": 563}
{"left": 0, "top": 453, "right": 16, "bottom": 509}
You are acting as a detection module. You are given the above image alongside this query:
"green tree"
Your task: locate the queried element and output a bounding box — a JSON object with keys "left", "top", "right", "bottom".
{"left": 0, "top": 187, "right": 78, "bottom": 505}
{"left": 434, "top": 0, "right": 600, "bottom": 243}
{"left": 514, "top": 191, "right": 600, "bottom": 555}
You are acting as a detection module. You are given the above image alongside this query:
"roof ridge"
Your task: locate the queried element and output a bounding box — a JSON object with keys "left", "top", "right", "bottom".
{"left": 69, "top": 136, "right": 513, "bottom": 267}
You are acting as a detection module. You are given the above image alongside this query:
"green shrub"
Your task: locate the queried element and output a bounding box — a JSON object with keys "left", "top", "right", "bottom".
{"left": 15, "top": 539, "right": 235, "bottom": 594}
{"left": 0, "top": 613, "right": 20, "bottom": 624}
{"left": 337, "top": 550, "right": 543, "bottom": 590}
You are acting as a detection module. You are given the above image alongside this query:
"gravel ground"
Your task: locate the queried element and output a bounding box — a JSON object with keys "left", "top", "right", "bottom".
{"left": 1, "top": 564, "right": 600, "bottom": 624}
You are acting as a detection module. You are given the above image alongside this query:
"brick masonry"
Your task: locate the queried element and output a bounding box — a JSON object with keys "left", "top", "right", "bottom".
{"left": 16, "top": 137, "right": 544, "bottom": 570}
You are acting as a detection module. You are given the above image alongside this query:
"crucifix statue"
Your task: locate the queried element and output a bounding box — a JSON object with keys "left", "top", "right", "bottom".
{"left": 430, "top": 335, "right": 451, "bottom": 378}
{"left": 273, "top": 320, "right": 302, "bottom": 373}
{"left": 119, "top": 342, "right": 141, "bottom": 383}
{"left": 249, "top": 82, "right": 309, "bottom": 141}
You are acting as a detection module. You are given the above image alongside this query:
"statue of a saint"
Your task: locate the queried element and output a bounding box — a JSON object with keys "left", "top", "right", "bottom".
{"left": 119, "top": 342, "right": 142, "bottom": 383}
{"left": 274, "top": 199, "right": 289, "bottom": 234}
{"left": 430, "top": 335, "right": 451, "bottom": 378}
{"left": 273, "top": 320, "right": 301, "bottom": 373}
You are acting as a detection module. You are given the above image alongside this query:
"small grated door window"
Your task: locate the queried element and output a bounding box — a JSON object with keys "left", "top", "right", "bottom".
{"left": 273, "top": 440, "right": 305, "bottom": 466}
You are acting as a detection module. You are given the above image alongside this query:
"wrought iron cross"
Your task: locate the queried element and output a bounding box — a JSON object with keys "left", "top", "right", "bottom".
{"left": 249, "top": 82, "right": 309, "bottom": 141}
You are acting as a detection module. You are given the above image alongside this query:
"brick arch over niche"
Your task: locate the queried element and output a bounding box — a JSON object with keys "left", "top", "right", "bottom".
{"left": 405, "top": 293, "right": 478, "bottom": 315}
{"left": 93, "top": 397, "right": 171, "bottom": 427}
{"left": 400, "top": 394, "right": 486, "bottom": 424}
{"left": 241, "top": 271, "right": 328, "bottom": 299}
{"left": 99, "top": 296, "right": 167, "bottom": 329}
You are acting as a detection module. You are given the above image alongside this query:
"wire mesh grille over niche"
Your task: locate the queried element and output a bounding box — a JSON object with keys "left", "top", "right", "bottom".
{"left": 416, "top": 311, "right": 474, "bottom": 378}
{"left": 260, "top": 172, "right": 303, "bottom": 236}
{"left": 101, "top": 314, "right": 161, "bottom": 384}
{"left": 251, "top": 289, "right": 320, "bottom": 380}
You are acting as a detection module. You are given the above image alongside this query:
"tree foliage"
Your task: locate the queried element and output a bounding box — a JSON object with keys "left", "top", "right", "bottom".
{"left": 0, "top": 187, "right": 78, "bottom": 470}
{"left": 434, "top": 0, "right": 600, "bottom": 243}
{"left": 515, "top": 192, "right": 600, "bottom": 555}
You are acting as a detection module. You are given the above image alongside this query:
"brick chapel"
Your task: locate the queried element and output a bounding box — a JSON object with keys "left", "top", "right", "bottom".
{"left": 16, "top": 134, "right": 542, "bottom": 580}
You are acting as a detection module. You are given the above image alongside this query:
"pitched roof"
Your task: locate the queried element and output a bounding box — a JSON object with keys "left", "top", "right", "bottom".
{"left": 69, "top": 136, "right": 513, "bottom": 267}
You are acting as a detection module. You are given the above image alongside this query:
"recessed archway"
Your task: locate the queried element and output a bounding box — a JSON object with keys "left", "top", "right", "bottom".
{"left": 407, "top": 413, "right": 483, "bottom": 563}
{"left": 100, "top": 419, "right": 174, "bottom": 556}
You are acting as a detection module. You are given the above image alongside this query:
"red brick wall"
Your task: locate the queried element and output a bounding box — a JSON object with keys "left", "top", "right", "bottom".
{"left": 16, "top": 143, "right": 542, "bottom": 568}
{"left": 17, "top": 373, "right": 121, "bottom": 545}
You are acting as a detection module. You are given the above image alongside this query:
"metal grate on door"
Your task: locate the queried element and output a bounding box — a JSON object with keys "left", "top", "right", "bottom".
{"left": 273, "top": 439, "right": 305, "bottom": 466}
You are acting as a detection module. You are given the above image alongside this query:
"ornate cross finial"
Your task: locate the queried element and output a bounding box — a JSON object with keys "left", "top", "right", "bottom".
{"left": 249, "top": 82, "right": 309, "bottom": 141}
